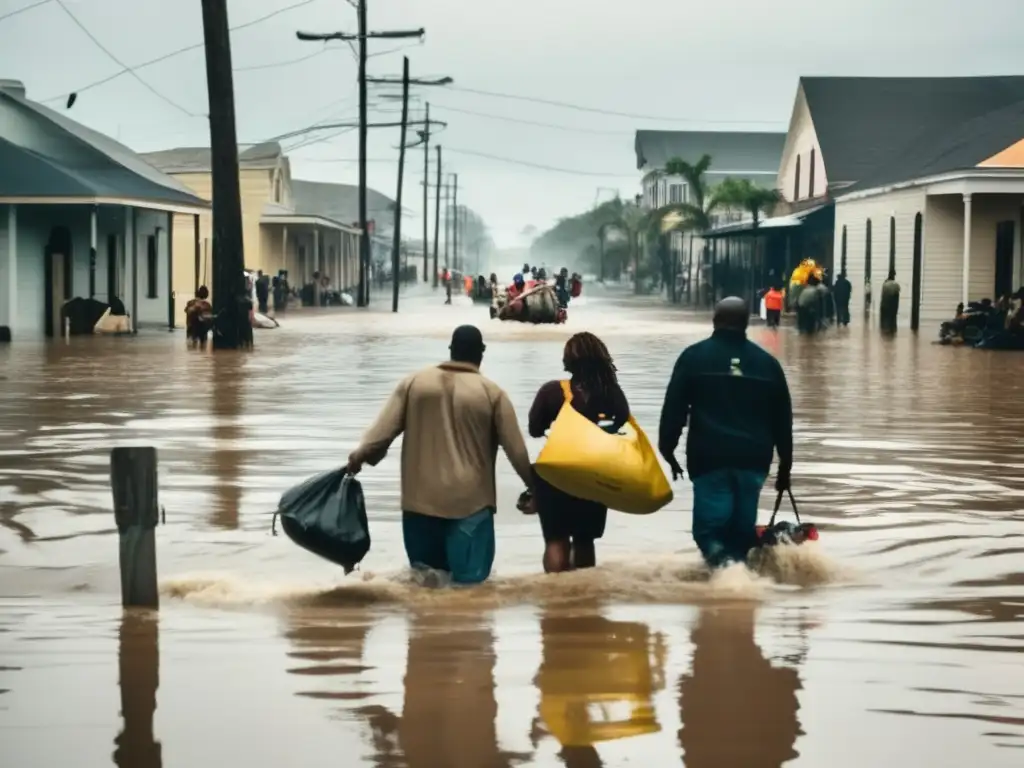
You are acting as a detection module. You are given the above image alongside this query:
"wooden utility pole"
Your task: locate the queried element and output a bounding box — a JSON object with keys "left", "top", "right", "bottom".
{"left": 110, "top": 447, "right": 160, "bottom": 608}
{"left": 357, "top": 0, "right": 368, "bottom": 306}
{"left": 452, "top": 174, "right": 459, "bottom": 273}
{"left": 443, "top": 177, "right": 450, "bottom": 271}
{"left": 433, "top": 145, "right": 441, "bottom": 288}
{"left": 422, "top": 102, "right": 430, "bottom": 283}
{"left": 391, "top": 57, "right": 410, "bottom": 313}
{"left": 296, "top": 17, "right": 425, "bottom": 309}
{"left": 200, "top": 0, "right": 248, "bottom": 349}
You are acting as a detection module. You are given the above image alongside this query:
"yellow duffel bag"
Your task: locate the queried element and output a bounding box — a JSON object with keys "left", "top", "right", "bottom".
{"left": 535, "top": 381, "right": 673, "bottom": 515}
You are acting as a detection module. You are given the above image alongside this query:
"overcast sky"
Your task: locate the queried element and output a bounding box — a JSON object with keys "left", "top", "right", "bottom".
{"left": 2, "top": 0, "right": 1024, "bottom": 246}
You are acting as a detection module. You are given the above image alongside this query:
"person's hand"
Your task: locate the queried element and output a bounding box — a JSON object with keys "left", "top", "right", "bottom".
{"left": 343, "top": 453, "right": 363, "bottom": 476}
{"left": 775, "top": 470, "right": 791, "bottom": 492}
{"left": 667, "top": 457, "right": 684, "bottom": 482}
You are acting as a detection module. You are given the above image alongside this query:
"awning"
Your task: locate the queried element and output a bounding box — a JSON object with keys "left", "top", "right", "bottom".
{"left": 260, "top": 212, "right": 362, "bottom": 235}
{"left": 704, "top": 204, "right": 828, "bottom": 238}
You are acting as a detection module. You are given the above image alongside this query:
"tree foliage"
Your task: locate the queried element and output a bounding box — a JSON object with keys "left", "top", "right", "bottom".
{"left": 529, "top": 197, "right": 641, "bottom": 274}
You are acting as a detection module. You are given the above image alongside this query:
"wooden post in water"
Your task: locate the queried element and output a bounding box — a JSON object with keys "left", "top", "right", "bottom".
{"left": 110, "top": 447, "right": 160, "bottom": 608}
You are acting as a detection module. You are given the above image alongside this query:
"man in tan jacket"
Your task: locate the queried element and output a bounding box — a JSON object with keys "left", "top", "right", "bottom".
{"left": 345, "top": 325, "right": 533, "bottom": 584}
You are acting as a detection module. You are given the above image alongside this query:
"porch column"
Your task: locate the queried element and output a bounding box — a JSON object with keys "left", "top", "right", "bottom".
{"left": 314, "top": 228, "right": 320, "bottom": 275}
{"left": 281, "top": 225, "right": 288, "bottom": 279}
{"left": 193, "top": 214, "right": 200, "bottom": 292}
{"left": 3, "top": 205, "right": 16, "bottom": 339}
{"left": 89, "top": 206, "right": 98, "bottom": 299}
{"left": 166, "top": 212, "right": 175, "bottom": 330}
{"left": 130, "top": 207, "right": 139, "bottom": 334}
{"left": 962, "top": 193, "right": 973, "bottom": 305}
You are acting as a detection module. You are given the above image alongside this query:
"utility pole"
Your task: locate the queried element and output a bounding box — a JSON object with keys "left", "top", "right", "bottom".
{"left": 295, "top": 15, "right": 425, "bottom": 309}
{"left": 357, "top": 0, "right": 368, "bottom": 306}
{"left": 433, "top": 145, "right": 441, "bottom": 288}
{"left": 200, "top": 0, "right": 248, "bottom": 350}
{"left": 391, "top": 57, "right": 409, "bottom": 313}
{"left": 443, "top": 177, "right": 450, "bottom": 271}
{"left": 422, "top": 103, "right": 429, "bottom": 283}
{"left": 452, "top": 174, "right": 459, "bottom": 274}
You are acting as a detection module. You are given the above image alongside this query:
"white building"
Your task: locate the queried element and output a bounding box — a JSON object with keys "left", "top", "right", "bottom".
{"left": 0, "top": 79, "right": 207, "bottom": 341}
{"left": 775, "top": 76, "right": 1024, "bottom": 330}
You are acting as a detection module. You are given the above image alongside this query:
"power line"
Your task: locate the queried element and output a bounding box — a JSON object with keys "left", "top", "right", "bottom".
{"left": 235, "top": 45, "right": 339, "bottom": 72}
{"left": 431, "top": 103, "right": 633, "bottom": 135}
{"left": 444, "top": 147, "right": 636, "bottom": 177}
{"left": 40, "top": 0, "right": 318, "bottom": 105}
{"left": 0, "top": 0, "right": 49, "bottom": 23}
{"left": 447, "top": 85, "right": 785, "bottom": 125}
{"left": 54, "top": 0, "right": 197, "bottom": 115}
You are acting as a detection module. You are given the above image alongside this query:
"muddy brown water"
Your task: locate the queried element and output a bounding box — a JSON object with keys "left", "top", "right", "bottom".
{"left": 2, "top": 286, "right": 1023, "bottom": 767}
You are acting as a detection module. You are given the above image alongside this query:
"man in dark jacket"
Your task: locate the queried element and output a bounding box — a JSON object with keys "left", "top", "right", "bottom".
{"left": 658, "top": 297, "right": 794, "bottom": 568}
{"left": 833, "top": 271, "right": 852, "bottom": 326}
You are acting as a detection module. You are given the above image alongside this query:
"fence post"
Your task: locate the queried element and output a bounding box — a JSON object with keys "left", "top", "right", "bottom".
{"left": 110, "top": 447, "right": 160, "bottom": 608}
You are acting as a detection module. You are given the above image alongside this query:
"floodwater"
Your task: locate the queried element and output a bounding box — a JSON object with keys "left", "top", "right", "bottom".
{"left": 2, "top": 284, "right": 1023, "bottom": 767}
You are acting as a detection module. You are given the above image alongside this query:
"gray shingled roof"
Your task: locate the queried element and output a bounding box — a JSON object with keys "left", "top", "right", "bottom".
{"left": 139, "top": 142, "right": 283, "bottom": 173}
{"left": 801, "top": 75, "right": 1024, "bottom": 191}
{"left": 634, "top": 130, "right": 786, "bottom": 176}
{"left": 290, "top": 179, "right": 397, "bottom": 232}
{"left": 0, "top": 86, "right": 207, "bottom": 207}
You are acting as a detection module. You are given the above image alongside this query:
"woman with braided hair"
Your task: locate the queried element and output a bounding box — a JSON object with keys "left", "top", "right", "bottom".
{"left": 527, "top": 332, "right": 631, "bottom": 572}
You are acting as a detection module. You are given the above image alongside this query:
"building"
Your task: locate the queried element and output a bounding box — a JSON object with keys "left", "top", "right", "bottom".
{"left": 705, "top": 76, "right": 1024, "bottom": 329}
{"left": 634, "top": 130, "right": 786, "bottom": 300}
{"left": 0, "top": 79, "right": 208, "bottom": 341}
{"left": 139, "top": 146, "right": 375, "bottom": 301}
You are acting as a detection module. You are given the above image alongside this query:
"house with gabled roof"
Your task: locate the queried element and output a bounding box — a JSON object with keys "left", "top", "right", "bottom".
{"left": 702, "top": 75, "right": 1024, "bottom": 330}
{"left": 0, "top": 79, "right": 208, "bottom": 340}
{"left": 778, "top": 75, "right": 1024, "bottom": 329}
{"left": 140, "top": 143, "right": 370, "bottom": 303}
{"left": 634, "top": 130, "right": 786, "bottom": 301}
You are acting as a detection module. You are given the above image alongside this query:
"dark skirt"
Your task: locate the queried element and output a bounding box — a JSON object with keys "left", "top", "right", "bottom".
{"left": 533, "top": 468, "right": 607, "bottom": 543}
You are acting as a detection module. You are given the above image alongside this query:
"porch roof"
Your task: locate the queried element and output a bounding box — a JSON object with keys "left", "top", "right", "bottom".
{"left": 835, "top": 167, "right": 1024, "bottom": 203}
{"left": 0, "top": 85, "right": 209, "bottom": 212}
{"left": 704, "top": 204, "right": 830, "bottom": 238}
{"left": 260, "top": 211, "right": 361, "bottom": 235}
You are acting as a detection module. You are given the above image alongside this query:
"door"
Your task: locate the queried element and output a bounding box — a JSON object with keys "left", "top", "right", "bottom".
{"left": 995, "top": 221, "right": 1015, "bottom": 299}
{"left": 910, "top": 213, "right": 923, "bottom": 331}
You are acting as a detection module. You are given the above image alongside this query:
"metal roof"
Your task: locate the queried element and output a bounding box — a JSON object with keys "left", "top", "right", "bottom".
{"left": 0, "top": 85, "right": 207, "bottom": 208}
{"left": 704, "top": 204, "right": 830, "bottom": 238}
{"left": 800, "top": 75, "right": 1024, "bottom": 191}
{"left": 139, "top": 142, "right": 283, "bottom": 173}
{"left": 634, "top": 130, "right": 786, "bottom": 176}
{"left": 290, "top": 179, "right": 397, "bottom": 232}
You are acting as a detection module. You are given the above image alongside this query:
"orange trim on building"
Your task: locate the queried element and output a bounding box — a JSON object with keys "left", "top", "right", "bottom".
{"left": 978, "top": 137, "right": 1024, "bottom": 168}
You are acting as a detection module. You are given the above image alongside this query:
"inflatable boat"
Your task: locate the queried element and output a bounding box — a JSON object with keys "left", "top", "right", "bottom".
{"left": 492, "top": 283, "right": 566, "bottom": 324}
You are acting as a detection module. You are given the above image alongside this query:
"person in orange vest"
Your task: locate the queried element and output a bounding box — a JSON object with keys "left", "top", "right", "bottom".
{"left": 763, "top": 285, "right": 784, "bottom": 328}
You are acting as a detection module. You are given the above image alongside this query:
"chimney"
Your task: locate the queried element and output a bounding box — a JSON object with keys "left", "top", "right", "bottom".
{"left": 0, "top": 79, "right": 26, "bottom": 98}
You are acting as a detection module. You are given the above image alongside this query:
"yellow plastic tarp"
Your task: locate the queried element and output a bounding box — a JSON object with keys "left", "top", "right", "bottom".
{"left": 535, "top": 381, "right": 673, "bottom": 515}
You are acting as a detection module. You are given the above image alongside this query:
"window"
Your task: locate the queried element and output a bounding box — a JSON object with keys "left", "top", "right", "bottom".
{"left": 808, "top": 149, "right": 816, "bottom": 198}
{"left": 794, "top": 155, "right": 802, "bottom": 200}
{"left": 840, "top": 225, "right": 847, "bottom": 274}
{"left": 146, "top": 234, "right": 158, "bottom": 298}
{"left": 865, "top": 219, "right": 873, "bottom": 310}
{"left": 888, "top": 216, "right": 896, "bottom": 276}
{"left": 669, "top": 183, "right": 683, "bottom": 204}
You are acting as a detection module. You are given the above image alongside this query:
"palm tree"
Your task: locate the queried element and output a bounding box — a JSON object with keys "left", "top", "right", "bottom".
{"left": 642, "top": 154, "right": 722, "bottom": 301}
{"left": 714, "top": 178, "right": 781, "bottom": 301}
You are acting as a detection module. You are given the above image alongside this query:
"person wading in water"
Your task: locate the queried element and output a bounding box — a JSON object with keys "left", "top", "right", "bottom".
{"left": 658, "top": 297, "right": 794, "bottom": 569}
{"left": 833, "top": 271, "right": 852, "bottom": 326}
{"left": 527, "top": 332, "right": 630, "bottom": 572}
{"left": 345, "top": 325, "right": 534, "bottom": 585}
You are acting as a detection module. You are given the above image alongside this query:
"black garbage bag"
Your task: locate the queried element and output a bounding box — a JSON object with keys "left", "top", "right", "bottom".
{"left": 271, "top": 469, "right": 370, "bottom": 573}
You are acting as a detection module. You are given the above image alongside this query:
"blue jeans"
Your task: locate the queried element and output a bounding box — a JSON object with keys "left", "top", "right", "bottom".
{"left": 402, "top": 506, "right": 495, "bottom": 585}
{"left": 691, "top": 469, "right": 767, "bottom": 568}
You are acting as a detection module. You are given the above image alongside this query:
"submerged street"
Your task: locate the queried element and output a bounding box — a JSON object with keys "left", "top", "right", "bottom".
{"left": 2, "top": 286, "right": 1024, "bottom": 767}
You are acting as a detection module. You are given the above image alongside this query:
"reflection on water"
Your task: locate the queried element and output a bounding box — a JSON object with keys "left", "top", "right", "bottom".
{"left": 533, "top": 612, "right": 667, "bottom": 767}
{"left": 114, "top": 610, "right": 161, "bottom": 768}
{"left": 210, "top": 353, "right": 245, "bottom": 530}
{"left": 678, "top": 601, "right": 802, "bottom": 768}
